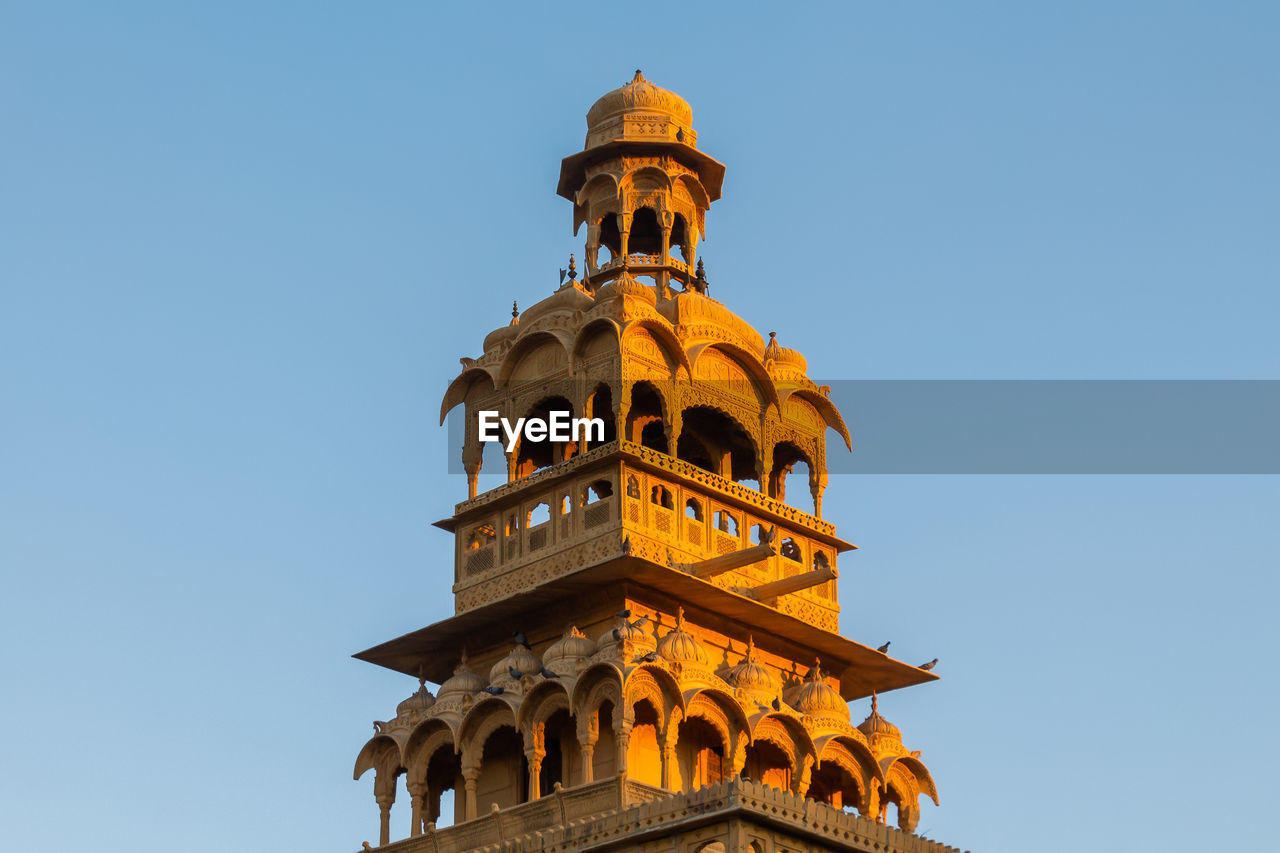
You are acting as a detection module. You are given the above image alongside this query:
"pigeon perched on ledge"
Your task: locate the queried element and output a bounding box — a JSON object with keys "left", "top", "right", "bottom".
{"left": 877, "top": 641, "right": 891, "bottom": 654}
{"left": 918, "top": 658, "right": 938, "bottom": 671}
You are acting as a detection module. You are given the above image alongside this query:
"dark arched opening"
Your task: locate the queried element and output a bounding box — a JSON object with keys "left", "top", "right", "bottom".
{"left": 587, "top": 384, "right": 617, "bottom": 448}
{"left": 742, "top": 739, "right": 792, "bottom": 792}
{"left": 629, "top": 207, "right": 662, "bottom": 256}
{"left": 627, "top": 382, "right": 668, "bottom": 453}
{"left": 679, "top": 406, "right": 757, "bottom": 484}
{"left": 515, "top": 396, "right": 575, "bottom": 477}
{"left": 675, "top": 716, "right": 725, "bottom": 791}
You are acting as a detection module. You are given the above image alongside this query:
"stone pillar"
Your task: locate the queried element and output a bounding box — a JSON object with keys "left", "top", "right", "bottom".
{"left": 462, "top": 766, "right": 480, "bottom": 821}
{"left": 658, "top": 213, "right": 673, "bottom": 296}
{"left": 900, "top": 804, "right": 920, "bottom": 834}
{"left": 526, "top": 748, "right": 543, "bottom": 800}
{"left": 407, "top": 781, "right": 427, "bottom": 837}
{"left": 376, "top": 794, "right": 394, "bottom": 847}
{"left": 585, "top": 221, "right": 600, "bottom": 274}
{"left": 618, "top": 212, "right": 632, "bottom": 261}
{"left": 577, "top": 716, "right": 598, "bottom": 785}
{"left": 615, "top": 718, "right": 633, "bottom": 778}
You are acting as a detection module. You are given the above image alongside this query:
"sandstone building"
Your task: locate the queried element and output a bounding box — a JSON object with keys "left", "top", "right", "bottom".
{"left": 352, "top": 72, "right": 964, "bottom": 853}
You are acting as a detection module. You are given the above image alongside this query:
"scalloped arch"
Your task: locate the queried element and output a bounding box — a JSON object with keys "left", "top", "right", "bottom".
{"left": 781, "top": 387, "right": 851, "bottom": 451}
{"left": 402, "top": 719, "right": 457, "bottom": 780}
{"left": 687, "top": 342, "right": 781, "bottom": 412}
{"left": 439, "top": 367, "right": 498, "bottom": 426}
{"left": 571, "top": 317, "right": 622, "bottom": 372}
{"left": 353, "top": 734, "right": 402, "bottom": 781}
{"left": 885, "top": 755, "right": 939, "bottom": 805}
{"left": 622, "top": 318, "right": 693, "bottom": 378}
{"left": 516, "top": 678, "right": 572, "bottom": 732}
{"left": 457, "top": 696, "right": 518, "bottom": 751}
{"left": 496, "top": 330, "right": 573, "bottom": 386}
{"left": 570, "top": 662, "right": 624, "bottom": 713}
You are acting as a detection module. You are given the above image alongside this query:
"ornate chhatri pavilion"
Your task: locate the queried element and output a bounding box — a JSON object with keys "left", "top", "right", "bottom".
{"left": 352, "top": 72, "right": 962, "bottom": 853}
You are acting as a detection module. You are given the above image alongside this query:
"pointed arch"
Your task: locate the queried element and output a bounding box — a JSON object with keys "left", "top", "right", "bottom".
{"left": 571, "top": 317, "right": 622, "bottom": 373}
{"left": 687, "top": 342, "right": 780, "bottom": 411}
{"left": 621, "top": 318, "right": 693, "bottom": 378}
{"left": 457, "top": 696, "right": 518, "bottom": 752}
{"left": 780, "top": 387, "right": 852, "bottom": 451}
{"left": 571, "top": 662, "right": 624, "bottom": 717}
{"left": 403, "top": 718, "right": 457, "bottom": 782}
{"left": 354, "top": 734, "right": 403, "bottom": 781}
{"left": 516, "top": 678, "right": 573, "bottom": 732}
{"left": 439, "top": 367, "right": 498, "bottom": 425}
{"left": 495, "top": 330, "right": 573, "bottom": 386}
{"left": 884, "top": 755, "right": 940, "bottom": 805}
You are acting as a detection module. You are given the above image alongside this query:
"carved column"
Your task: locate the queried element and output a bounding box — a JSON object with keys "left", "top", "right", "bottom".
{"left": 614, "top": 706, "right": 633, "bottom": 778}
{"left": 407, "top": 780, "right": 427, "bottom": 837}
{"left": 900, "top": 804, "right": 920, "bottom": 833}
{"left": 658, "top": 212, "right": 673, "bottom": 296}
{"left": 376, "top": 794, "right": 394, "bottom": 847}
{"left": 792, "top": 755, "right": 814, "bottom": 798}
{"left": 462, "top": 766, "right": 480, "bottom": 821}
{"left": 585, "top": 221, "right": 600, "bottom": 274}
{"left": 577, "top": 715, "right": 599, "bottom": 785}
{"left": 525, "top": 724, "right": 545, "bottom": 800}
{"left": 618, "top": 212, "right": 632, "bottom": 260}
{"left": 812, "top": 470, "right": 828, "bottom": 519}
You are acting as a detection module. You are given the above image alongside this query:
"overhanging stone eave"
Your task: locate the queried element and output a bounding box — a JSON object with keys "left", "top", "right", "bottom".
{"left": 557, "top": 139, "right": 726, "bottom": 201}
{"left": 352, "top": 556, "right": 935, "bottom": 700}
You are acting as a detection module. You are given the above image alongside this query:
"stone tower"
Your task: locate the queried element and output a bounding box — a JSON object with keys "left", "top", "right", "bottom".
{"left": 353, "top": 72, "right": 962, "bottom": 853}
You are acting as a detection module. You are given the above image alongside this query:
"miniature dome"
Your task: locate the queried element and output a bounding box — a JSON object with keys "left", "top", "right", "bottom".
{"left": 586, "top": 70, "right": 693, "bottom": 147}
{"left": 594, "top": 270, "right": 656, "bottom": 306}
{"left": 519, "top": 281, "right": 595, "bottom": 327}
{"left": 543, "top": 626, "right": 596, "bottom": 677}
{"left": 764, "top": 331, "right": 807, "bottom": 373}
{"left": 656, "top": 607, "right": 710, "bottom": 666}
{"left": 491, "top": 642, "right": 541, "bottom": 684}
{"left": 658, "top": 290, "right": 766, "bottom": 357}
{"left": 482, "top": 301, "right": 521, "bottom": 351}
{"left": 787, "top": 659, "right": 850, "bottom": 722}
{"left": 396, "top": 683, "right": 435, "bottom": 718}
{"left": 437, "top": 653, "right": 485, "bottom": 700}
{"left": 857, "top": 693, "right": 902, "bottom": 742}
{"left": 724, "top": 636, "right": 777, "bottom": 697}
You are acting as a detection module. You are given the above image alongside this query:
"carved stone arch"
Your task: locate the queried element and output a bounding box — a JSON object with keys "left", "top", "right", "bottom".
{"left": 571, "top": 317, "right": 622, "bottom": 374}
{"left": 621, "top": 318, "right": 693, "bottom": 379}
{"left": 751, "top": 713, "right": 816, "bottom": 771}
{"left": 624, "top": 664, "right": 684, "bottom": 726}
{"left": 516, "top": 679, "right": 572, "bottom": 734}
{"left": 886, "top": 755, "right": 939, "bottom": 805}
{"left": 439, "top": 367, "right": 498, "bottom": 426}
{"left": 575, "top": 171, "right": 621, "bottom": 208}
{"left": 780, "top": 387, "right": 852, "bottom": 451}
{"left": 402, "top": 719, "right": 457, "bottom": 785}
{"left": 684, "top": 688, "right": 749, "bottom": 761}
{"left": 673, "top": 173, "right": 711, "bottom": 214}
{"left": 811, "top": 739, "right": 873, "bottom": 809}
{"left": 457, "top": 697, "right": 518, "bottom": 769}
{"left": 496, "top": 330, "right": 573, "bottom": 387}
{"left": 353, "top": 734, "right": 404, "bottom": 782}
{"left": 688, "top": 341, "right": 781, "bottom": 413}
{"left": 748, "top": 716, "right": 800, "bottom": 773}
{"left": 621, "top": 164, "right": 674, "bottom": 197}
{"left": 570, "top": 662, "right": 624, "bottom": 719}
{"left": 821, "top": 734, "right": 883, "bottom": 786}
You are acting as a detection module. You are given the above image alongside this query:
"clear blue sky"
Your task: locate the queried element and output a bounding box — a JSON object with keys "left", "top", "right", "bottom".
{"left": 2, "top": 3, "right": 1277, "bottom": 852}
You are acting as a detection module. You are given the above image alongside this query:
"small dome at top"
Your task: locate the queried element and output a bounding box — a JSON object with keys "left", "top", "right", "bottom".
{"left": 857, "top": 693, "right": 902, "bottom": 742}
{"left": 491, "top": 642, "right": 541, "bottom": 684}
{"left": 594, "top": 270, "right": 656, "bottom": 306}
{"left": 437, "top": 652, "right": 485, "bottom": 700}
{"left": 586, "top": 70, "right": 694, "bottom": 148}
{"left": 543, "top": 626, "right": 596, "bottom": 676}
{"left": 764, "top": 331, "right": 807, "bottom": 373}
{"left": 656, "top": 607, "right": 710, "bottom": 666}
{"left": 482, "top": 301, "right": 521, "bottom": 351}
{"left": 724, "top": 636, "right": 777, "bottom": 696}
{"left": 396, "top": 683, "right": 435, "bottom": 718}
{"left": 787, "top": 658, "right": 850, "bottom": 722}
{"left": 520, "top": 280, "right": 595, "bottom": 327}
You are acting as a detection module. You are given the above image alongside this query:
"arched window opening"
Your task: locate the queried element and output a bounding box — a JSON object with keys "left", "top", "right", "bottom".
{"left": 742, "top": 740, "right": 792, "bottom": 791}
{"left": 685, "top": 498, "right": 703, "bottom": 522}
{"left": 807, "top": 759, "right": 862, "bottom": 812}
{"left": 505, "top": 515, "right": 519, "bottom": 537}
{"left": 814, "top": 551, "right": 829, "bottom": 571}
{"left": 626, "top": 475, "right": 641, "bottom": 499}
{"left": 528, "top": 501, "right": 551, "bottom": 527}
{"left": 627, "top": 700, "right": 662, "bottom": 787}
{"left": 477, "top": 725, "right": 528, "bottom": 811}
{"left": 650, "top": 485, "right": 674, "bottom": 510}
{"left": 539, "top": 709, "right": 577, "bottom": 797}
{"left": 467, "top": 524, "right": 495, "bottom": 551}
{"left": 426, "top": 745, "right": 462, "bottom": 827}
{"left": 751, "top": 524, "right": 770, "bottom": 546}
{"left": 882, "top": 784, "right": 905, "bottom": 827}
{"left": 515, "top": 396, "right": 575, "bottom": 478}
{"left": 714, "top": 510, "right": 738, "bottom": 536}
{"left": 629, "top": 206, "right": 662, "bottom": 256}
{"left": 675, "top": 716, "right": 725, "bottom": 792}
{"left": 676, "top": 431, "right": 716, "bottom": 473}
{"left": 679, "top": 406, "right": 757, "bottom": 484}
{"left": 780, "top": 537, "right": 802, "bottom": 563}
{"left": 599, "top": 215, "right": 621, "bottom": 258}
{"left": 586, "top": 384, "right": 617, "bottom": 448}
{"left": 769, "top": 442, "right": 813, "bottom": 508}
{"left": 670, "top": 214, "right": 689, "bottom": 261}
{"left": 581, "top": 479, "right": 613, "bottom": 505}
{"left": 626, "top": 383, "right": 667, "bottom": 453}
{"left": 593, "top": 700, "right": 618, "bottom": 781}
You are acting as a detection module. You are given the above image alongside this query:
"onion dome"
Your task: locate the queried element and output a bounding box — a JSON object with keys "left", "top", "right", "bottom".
{"left": 594, "top": 270, "right": 656, "bottom": 306}
{"left": 483, "top": 301, "right": 521, "bottom": 351}
{"left": 491, "top": 642, "right": 541, "bottom": 685}
{"left": 542, "top": 626, "right": 597, "bottom": 677}
{"left": 656, "top": 607, "right": 710, "bottom": 666}
{"left": 724, "top": 636, "right": 777, "bottom": 699}
{"left": 520, "top": 280, "right": 595, "bottom": 327}
{"left": 857, "top": 693, "right": 902, "bottom": 743}
{"left": 437, "top": 651, "right": 485, "bottom": 701}
{"left": 763, "top": 331, "right": 807, "bottom": 373}
{"left": 596, "top": 611, "right": 654, "bottom": 656}
{"left": 396, "top": 681, "right": 435, "bottom": 718}
{"left": 585, "top": 70, "right": 694, "bottom": 149}
{"left": 787, "top": 658, "right": 850, "bottom": 722}
{"left": 658, "top": 290, "right": 766, "bottom": 358}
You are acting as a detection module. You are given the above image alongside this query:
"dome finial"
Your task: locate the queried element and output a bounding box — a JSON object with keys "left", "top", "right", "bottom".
{"left": 511, "top": 300, "right": 519, "bottom": 319}
{"left": 809, "top": 657, "right": 823, "bottom": 681}
{"left": 634, "top": 69, "right": 644, "bottom": 80}
{"left": 871, "top": 690, "right": 878, "bottom": 714}
{"left": 746, "top": 635, "right": 756, "bottom": 659}
{"left": 568, "top": 253, "right": 577, "bottom": 280}
{"left": 676, "top": 605, "right": 685, "bottom": 629}
{"left": 417, "top": 662, "right": 427, "bottom": 689}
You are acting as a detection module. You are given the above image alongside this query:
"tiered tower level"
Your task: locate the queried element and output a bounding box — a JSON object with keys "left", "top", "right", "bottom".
{"left": 353, "top": 73, "right": 958, "bottom": 853}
